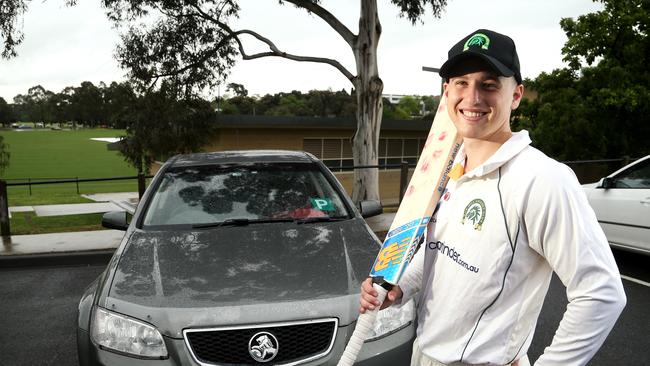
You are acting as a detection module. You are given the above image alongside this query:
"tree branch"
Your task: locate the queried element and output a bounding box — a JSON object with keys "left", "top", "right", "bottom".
{"left": 234, "top": 29, "right": 354, "bottom": 81}
{"left": 151, "top": 4, "right": 355, "bottom": 84}
{"left": 282, "top": 0, "right": 356, "bottom": 47}
{"left": 146, "top": 33, "right": 235, "bottom": 83}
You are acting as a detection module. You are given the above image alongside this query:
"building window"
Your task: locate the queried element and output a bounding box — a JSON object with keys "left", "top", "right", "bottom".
{"left": 378, "top": 138, "right": 424, "bottom": 169}
{"left": 304, "top": 138, "right": 426, "bottom": 172}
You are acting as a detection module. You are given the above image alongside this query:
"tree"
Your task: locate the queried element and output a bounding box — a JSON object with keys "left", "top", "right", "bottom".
{"left": 397, "top": 95, "right": 422, "bottom": 117}
{"left": 11, "top": 85, "right": 56, "bottom": 123}
{"left": 265, "top": 91, "right": 312, "bottom": 116}
{"left": 227, "top": 83, "right": 248, "bottom": 97}
{"left": 102, "top": 0, "right": 449, "bottom": 202}
{"left": 218, "top": 88, "right": 357, "bottom": 117}
{"left": 0, "top": 97, "right": 16, "bottom": 127}
{"left": 119, "top": 82, "right": 217, "bottom": 174}
{"left": 420, "top": 95, "right": 439, "bottom": 113}
{"left": 104, "top": 81, "right": 138, "bottom": 128}
{"left": 519, "top": 0, "right": 650, "bottom": 160}
{"left": 382, "top": 97, "right": 410, "bottom": 120}
{"left": 304, "top": 89, "right": 356, "bottom": 118}
{"left": 0, "top": 135, "right": 9, "bottom": 175}
{"left": 52, "top": 86, "right": 77, "bottom": 126}
{"left": 0, "top": 0, "right": 27, "bottom": 58}
{"left": 521, "top": 70, "right": 609, "bottom": 160}
{"left": 71, "top": 81, "right": 105, "bottom": 127}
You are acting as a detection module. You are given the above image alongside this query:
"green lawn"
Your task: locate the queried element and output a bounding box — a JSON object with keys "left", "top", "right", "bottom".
{"left": 0, "top": 128, "right": 140, "bottom": 206}
{"left": 10, "top": 212, "right": 105, "bottom": 235}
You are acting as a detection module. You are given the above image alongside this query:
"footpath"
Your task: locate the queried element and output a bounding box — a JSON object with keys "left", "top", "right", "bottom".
{"left": 0, "top": 192, "right": 395, "bottom": 267}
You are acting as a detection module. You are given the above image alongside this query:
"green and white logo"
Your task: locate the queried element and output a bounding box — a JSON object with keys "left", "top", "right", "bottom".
{"left": 462, "top": 198, "right": 486, "bottom": 230}
{"left": 463, "top": 33, "right": 490, "bottom": 51}
{"left": 310, "top": 197, "right": 334, "bottom": 211}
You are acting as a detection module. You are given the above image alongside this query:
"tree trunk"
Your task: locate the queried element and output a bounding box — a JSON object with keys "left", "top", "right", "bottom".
{"left": 352, "top": 0, "right": 382, "bottom": 203}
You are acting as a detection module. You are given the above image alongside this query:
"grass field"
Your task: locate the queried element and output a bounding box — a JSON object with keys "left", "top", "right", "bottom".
{"left": 10, "top": 212, "right": 104, "bottom": 235}
{"left": 0, "top": 128, "right": 139, "bottom": 206}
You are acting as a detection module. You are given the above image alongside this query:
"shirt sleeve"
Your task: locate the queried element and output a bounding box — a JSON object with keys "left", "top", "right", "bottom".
{"left": 524, "top": 164, "right": 626, "bottom": 366}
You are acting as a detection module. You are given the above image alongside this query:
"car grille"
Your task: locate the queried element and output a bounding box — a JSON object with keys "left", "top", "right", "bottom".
{"left": 184, "top": 318, "right": 338, "bottom": 365}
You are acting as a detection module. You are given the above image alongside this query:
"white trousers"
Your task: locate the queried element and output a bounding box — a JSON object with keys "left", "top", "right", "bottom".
{"left": 410, "top": 338, "right": 531, "bottom": 366}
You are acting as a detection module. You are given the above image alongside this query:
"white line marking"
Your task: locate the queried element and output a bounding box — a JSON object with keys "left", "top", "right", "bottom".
{"left": 621, "top": 275, "right": 650, "bottom": 287}
{"left": 90, "top": 137, "right": 122, "bottom": 143}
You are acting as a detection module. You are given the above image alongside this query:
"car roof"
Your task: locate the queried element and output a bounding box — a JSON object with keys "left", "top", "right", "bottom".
{"left": 607, "top": 154, "right": 650, "bottom": 178}
{"left": 168, "top": 150, "right": 317, "bottom": 167}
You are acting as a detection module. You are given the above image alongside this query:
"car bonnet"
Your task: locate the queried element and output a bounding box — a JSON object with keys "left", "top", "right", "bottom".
{"left": 103, "top": 219, "right": 379, "bottom": 336}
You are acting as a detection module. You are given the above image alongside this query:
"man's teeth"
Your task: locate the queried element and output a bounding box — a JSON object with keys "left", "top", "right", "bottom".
{"left": 462, "top": 110, "right": 486, "bottom": 117}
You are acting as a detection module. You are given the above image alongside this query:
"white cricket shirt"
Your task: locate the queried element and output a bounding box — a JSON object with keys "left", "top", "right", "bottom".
{"left": 398, "top": 131, "right": 626, "bottom": 365}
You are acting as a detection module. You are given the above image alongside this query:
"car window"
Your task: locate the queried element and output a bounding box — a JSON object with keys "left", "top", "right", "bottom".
{"left": 142, "top": 163, "right": 350, "bottom": 227}
{"left": 614, "top": 159, "right": 650, "bottom": 188}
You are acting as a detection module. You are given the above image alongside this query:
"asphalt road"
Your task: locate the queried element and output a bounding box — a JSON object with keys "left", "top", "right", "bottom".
{"left": 0, "top": 263, "right": 105, "bottom": 366}
{"left": 527, "top": 249, "right": 650, "bottom": 365}
{"left": 0, "top": 248, "right": 648, "bottom": 366}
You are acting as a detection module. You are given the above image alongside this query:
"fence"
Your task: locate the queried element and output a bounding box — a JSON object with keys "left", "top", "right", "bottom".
{"left": 2, "top": 175, "right": 151, "bottom": 196}
{"left": 0, "top": 157, "right": 634, "bottom": 238}
{"left": 0, "top": 174, "right": 151, "bottom": 237}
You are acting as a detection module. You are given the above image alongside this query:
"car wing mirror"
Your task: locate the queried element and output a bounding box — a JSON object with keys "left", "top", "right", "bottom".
{"left": 599, "top": 177, "right": 614, "bottom": 189}
{"left": 358, "top": 200, "right": 383, "bottom": 218}
{"left": 102, "top": 211, "right": 129, "bottom": 231}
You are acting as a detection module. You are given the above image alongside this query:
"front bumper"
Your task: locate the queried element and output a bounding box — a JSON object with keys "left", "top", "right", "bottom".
{"left": 77, "top": 320, "right": 415, "bottom": 365}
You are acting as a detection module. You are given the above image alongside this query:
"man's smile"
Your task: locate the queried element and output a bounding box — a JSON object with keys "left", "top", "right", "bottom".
{"left": 460, "top": 109, "right": 488, "bottom": 119}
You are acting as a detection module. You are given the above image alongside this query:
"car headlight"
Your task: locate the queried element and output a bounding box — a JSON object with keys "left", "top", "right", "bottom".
{"left": 365, "top": 298, "right": 415, "bottom": 341}
{"left": 90, "top": 307, "right": 168, "bottom": 359}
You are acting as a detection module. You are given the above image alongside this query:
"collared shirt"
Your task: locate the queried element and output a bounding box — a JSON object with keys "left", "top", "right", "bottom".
{"left": 398, "top": 130, "right": 626, "bottom": 365}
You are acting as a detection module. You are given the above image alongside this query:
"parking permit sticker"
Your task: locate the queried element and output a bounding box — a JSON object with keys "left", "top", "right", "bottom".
{"left": 310, "top": 198, "right": 334, "bottom": 211}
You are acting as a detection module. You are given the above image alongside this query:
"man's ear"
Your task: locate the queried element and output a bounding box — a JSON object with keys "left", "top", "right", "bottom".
{"left": 443, "top": 82, "right": 449, "bottom": 98}
{"left": 511, "top": 83, "right": 524, "bottom": 110}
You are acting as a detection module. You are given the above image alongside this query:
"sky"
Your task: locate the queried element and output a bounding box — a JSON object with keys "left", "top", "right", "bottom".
{"left": 0, "top": 0, "right": 603, "bottom": 102}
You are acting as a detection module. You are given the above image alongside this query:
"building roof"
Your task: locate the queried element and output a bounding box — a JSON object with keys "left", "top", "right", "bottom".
{"left": 215, "top": 114, "right": 433, "bottom": 132}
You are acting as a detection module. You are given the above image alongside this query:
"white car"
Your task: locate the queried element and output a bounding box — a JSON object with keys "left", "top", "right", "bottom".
{"left": 583, "top": 155, "right": 650, "bottom": 255}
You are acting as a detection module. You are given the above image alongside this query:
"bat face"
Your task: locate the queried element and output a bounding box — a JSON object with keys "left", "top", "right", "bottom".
{"left": 370, "top": 95, "right": 462, "bottom": 285}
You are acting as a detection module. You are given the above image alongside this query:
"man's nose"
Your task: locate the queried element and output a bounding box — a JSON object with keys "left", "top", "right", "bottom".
{"left": 468, "top": 84, "right": 481, "bottom": 104}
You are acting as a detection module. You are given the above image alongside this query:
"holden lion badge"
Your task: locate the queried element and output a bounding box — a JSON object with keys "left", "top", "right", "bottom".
{"left": 248, "top": 332, "right": 279, "bottom": 363}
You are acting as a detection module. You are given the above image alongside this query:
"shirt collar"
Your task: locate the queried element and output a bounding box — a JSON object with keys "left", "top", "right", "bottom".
{"left": 448, "top": 130, "right": 532, "bottom": 181}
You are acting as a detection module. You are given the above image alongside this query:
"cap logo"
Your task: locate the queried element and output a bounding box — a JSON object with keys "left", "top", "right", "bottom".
{"left": 463, "top": 33, "right": 490, "bottom": 51}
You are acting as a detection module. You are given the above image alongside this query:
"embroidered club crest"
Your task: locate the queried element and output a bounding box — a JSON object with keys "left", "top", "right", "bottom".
{"left": 463, "top": 33, "right": 490, "bottom": 51}
{"left": 462, "top": 198, "right": 486, "bottom": 230}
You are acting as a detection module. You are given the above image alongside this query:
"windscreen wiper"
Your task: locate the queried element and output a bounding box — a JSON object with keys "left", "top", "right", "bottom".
{"left": 192, "top": 217, "right": 294, "bottom": 229}
{"left": 192, "top": 218, "right": 251, "bottom": 229}
{"left": 294, "top": 216, "right": 348, "bottom": 224}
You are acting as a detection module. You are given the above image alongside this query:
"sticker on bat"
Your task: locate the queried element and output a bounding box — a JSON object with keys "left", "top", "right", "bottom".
{"left": 371, "top": 217, "right": 428, "bottom": 284}
{"left": 374, "top": 240, "right": 409, "bottom": 272}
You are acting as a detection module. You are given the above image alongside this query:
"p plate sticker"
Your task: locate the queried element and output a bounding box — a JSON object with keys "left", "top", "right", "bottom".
{"left": 310, "top": 198, "right": 334, "bottom": 211}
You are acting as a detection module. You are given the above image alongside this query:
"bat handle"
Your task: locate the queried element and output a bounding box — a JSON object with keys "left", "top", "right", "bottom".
{"left": 337, "top": 282, "right": 389, "bottom": 366}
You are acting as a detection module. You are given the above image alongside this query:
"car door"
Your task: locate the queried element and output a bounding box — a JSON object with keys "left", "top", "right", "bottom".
{"left": 587, "top": 157, "right": 650, "bottom": 253}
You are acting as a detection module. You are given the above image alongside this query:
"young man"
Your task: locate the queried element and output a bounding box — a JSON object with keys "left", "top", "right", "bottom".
{"left": 359, "top": 29, "right": 626, "bottom": 366}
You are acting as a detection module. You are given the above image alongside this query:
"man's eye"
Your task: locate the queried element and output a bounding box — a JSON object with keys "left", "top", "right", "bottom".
{"left": 483, "top": 83, "right": 498, "bottom": 89}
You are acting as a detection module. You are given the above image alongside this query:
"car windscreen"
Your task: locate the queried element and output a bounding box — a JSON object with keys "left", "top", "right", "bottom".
{"left": 142, "top": 162, "right": 351, "bottom": 227}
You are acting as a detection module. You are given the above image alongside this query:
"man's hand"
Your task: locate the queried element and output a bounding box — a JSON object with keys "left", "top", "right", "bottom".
{"left": 359, "top": 277, "right": 403, "bottom": 313}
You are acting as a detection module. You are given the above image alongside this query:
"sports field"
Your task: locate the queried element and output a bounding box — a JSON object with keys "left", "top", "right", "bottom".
{"left": 1, "top": 128, "right": 140, "bottom": 206}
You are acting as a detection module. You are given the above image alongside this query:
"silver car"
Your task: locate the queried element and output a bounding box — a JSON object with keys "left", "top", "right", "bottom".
{"left": 583, "top": 155, "right": 650, "bottom": 255}
{"left": 77, "top": 150, "right": 415, "bottom": 365}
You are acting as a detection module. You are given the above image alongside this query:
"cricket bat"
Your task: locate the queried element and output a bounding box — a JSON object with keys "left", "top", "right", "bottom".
{"left": 338, "top": 95, "right": 462, "bottom": 366}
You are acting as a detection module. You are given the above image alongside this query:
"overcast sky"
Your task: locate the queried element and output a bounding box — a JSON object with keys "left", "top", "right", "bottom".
{"left": 0, "top": 0, "right": 603, "bottom": 102}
